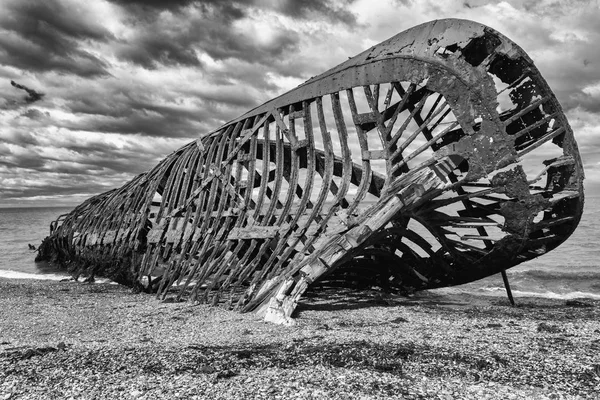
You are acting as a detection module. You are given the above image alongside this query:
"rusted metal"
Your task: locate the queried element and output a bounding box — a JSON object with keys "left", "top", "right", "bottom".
{"left": 38, "top": 19, "right": 584, "bottom": 324}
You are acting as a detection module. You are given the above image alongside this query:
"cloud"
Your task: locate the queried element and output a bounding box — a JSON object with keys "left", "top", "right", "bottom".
{"left": 19, "top": 108, "right": 50, "bottom": 120}
{"left": 108, "top": 0, "right": 358, "bottom": 25}
{"left": 452, "top": 0, "right": 600, "bottom": 115}
{"left": 107, "top": 0, "right": 200, "bottom": 11}
{"left": 1, "top": 0, "right": 599, "bottom": 206}
{"left": 0, "top": 0, "right": 113, "bottom": 77}
{"left": 112, "top": 3, "right": 302, "bottom": 71}
{"left": 273, "top": 0, "right": 358, "bottom": 25}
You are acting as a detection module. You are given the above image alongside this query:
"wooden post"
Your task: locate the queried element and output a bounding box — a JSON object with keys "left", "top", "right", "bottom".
{"left": 501, "top": 269, "right": 515, "bottom": 306}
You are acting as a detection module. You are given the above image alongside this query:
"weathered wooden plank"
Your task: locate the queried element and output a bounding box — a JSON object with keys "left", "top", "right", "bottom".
{"left": 228, "top": 226, "right": 282, "bottom": 240}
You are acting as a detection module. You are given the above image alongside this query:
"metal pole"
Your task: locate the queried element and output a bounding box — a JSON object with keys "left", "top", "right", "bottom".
{"left": 501, "top": 269, "right": 515, "bottom": 306}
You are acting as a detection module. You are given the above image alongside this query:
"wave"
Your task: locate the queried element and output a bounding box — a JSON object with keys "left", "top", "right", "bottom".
{"left": 477, "top": 286, "right": 600, "bottom": 300}
{"left": 0, "top": 270, "right": 69, "bottom": 281}
{"left": 0, "top": 269, "right": 113, "bottom": 283}
{"left": 509, "top": 268, "right": 600, "bottom": 281}
{"left": 434, "top": 286, "right": 600, "bottom": 300}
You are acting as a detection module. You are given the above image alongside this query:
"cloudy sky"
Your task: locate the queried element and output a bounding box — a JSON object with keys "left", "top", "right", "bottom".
{"left": 1, "top": 0, "right": 599, "bottom": 207}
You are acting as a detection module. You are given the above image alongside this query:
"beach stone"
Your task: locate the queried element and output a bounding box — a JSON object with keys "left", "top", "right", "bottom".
{"left": 537, "top": 322, "right": 561, "bottom": 333}
{"left": 566, "top": 300, "right": 593, "bottom": 308}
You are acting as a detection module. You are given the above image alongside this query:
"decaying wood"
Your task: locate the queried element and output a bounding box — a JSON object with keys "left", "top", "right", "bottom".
{"left": 37, "top": 19, "right": 584, "bottom": 324}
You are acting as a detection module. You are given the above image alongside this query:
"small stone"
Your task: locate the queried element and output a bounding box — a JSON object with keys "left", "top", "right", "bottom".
{"left": 199, "top": 365, "right": 216, "bottom": 374}
{"left": 537, "top": 322, "right": 561, "bottom": 333}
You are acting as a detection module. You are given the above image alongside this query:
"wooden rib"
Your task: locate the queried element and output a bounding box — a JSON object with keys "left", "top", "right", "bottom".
{"left": 330, "top": 92, "right": 352, "bottom": 205}
{"left": 216, "top": 133, "right": 261, "bottom": 293}
{"left": 384, "top": 83, "right": 416, "bottom": 137}
{"left": 300, "top": 96, "right": 337, "bottom": 243}
{"left": 170, "top": 147, "right": 206, "bottom": 286}
{"left": 390, "top": 120, "right": 460, "bottom": 175}
{"left": 186, "top": 120, "right": 248, "bottom": 300}
{"left": 517, "top": 126, "right": 566, "bottom": 157}
{"left": 497, "top": 71, "right": 530, "bottom": 95}
{"left": 423, "top": 93, "right": 444, "bottom": 122}
{"left": 444, "top": 238, "right": 489, "bottom": 255}
{"left": 512, "top": 112, "right": 559, "bottom": 140}
{"left": 372, "top": 84, "right": 380, "bottom": 111}
{"left": 388, "top": 93, "right": 429, "bottom": 148}
{"left": 156, "top": 150, "right": 188, "bottom": 224}
{"left": 161, "top": 148, "right": 197, "bottom": 259}
{"left": 250, "top": 105, "right": 304, "bottom": 286}
{"left": 263, "top": 101, "right": 318, "bottom": 277}
{"left": 235, "top": 117, "right": 287, "bottom": 292}
{"left": 196, "top": 117, "right": 256, "bottom": 283}
{"left": 393, "top": 82, "right": 496, "bottom": 252}
{"left": 383, "top": 84, "right": 394, "bottom": 110}
{"left": 503, "top": 96, "right": 550, "bottom": 126}
{"left": 346, "top": 88, "right": 374, "bottom": 216}
{"left": 391, "top": 98, "right": 449, "bottom": 157}
{"left": 221, "top": 123, "right": 274, "bottom": 293}
{"left": 175, "top": 129, "right": 232, "bottom": 296}
{"left": 197, "top": 142, "right": 252, "bottom": 300}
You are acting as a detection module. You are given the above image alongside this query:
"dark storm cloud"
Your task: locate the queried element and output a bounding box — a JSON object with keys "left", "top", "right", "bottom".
{"left": 60, "top": 80, "right": 260, "bottom": 139}
{"left": 63, "top": 97, "right": 222, "bottom": 138}
{"left": 207, "top": 62, "right": 280, "bottom": 91}
{"left": 110, "top": 0, "right": 356, "bottom": 70}
{"left": 0, "top": 0, "right": 112, "bottom": 77}
{"left": 114, "top": 3, "right": 300, "bottom": 70}
{"left": 277, "top": 0, "right": 357, "bottom": 25}
{"left": 65, "top": 92, "right": 210, "bottom": 121}
{"left": 538, "top": 42, "right": 600, "bottom": 114}
{"left": 0, "top": 180, "right": 113, "bottom": 200}
{"left": 109, "top": 0, "right": 357, "bottom": 24}
{"left": 567, "top": 91, "right": 600, "bottom": 114}
{"left": 65, "top": 112, "right": 213, "bottom": 138}
{"left": 200, "top": 27, "right": 300, "bottom": 65}
{"left": 108, "top": 0, "right": 199, "bottom": 10}
{"left": 19, "top": 108, "right": 50, "bottom": 121}
{"left": 0, "top": 135, "right": 164, "bottom": 185}
{"left": 198, "top": 87, "right": 260, "bottom": 109}
{"left": 0, "top": 151, "right": 46, "bottom": 170}
{"left": 115, "top": 35, "right": 203, "bottom": 69}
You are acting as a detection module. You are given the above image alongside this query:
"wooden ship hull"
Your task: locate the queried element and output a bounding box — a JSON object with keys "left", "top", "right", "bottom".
{"left": 38, "top": 19, "right": 584, "bottom": 324}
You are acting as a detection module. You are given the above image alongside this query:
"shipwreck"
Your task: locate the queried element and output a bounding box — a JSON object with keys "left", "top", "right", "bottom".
{"left": 38, "top": 19, "right": 584, "bottom": 324}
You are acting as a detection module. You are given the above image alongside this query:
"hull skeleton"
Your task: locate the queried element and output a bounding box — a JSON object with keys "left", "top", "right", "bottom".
{"left": 38, "top": 19, "right": 584, "bottom": 324}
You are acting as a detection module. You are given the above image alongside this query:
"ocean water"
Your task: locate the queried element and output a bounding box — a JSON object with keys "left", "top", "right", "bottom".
{"left": 0, "top": 206, "right": 73, "bottom": 280}
{"left": 0, "top": 198, "right": 599, "bottom": 300}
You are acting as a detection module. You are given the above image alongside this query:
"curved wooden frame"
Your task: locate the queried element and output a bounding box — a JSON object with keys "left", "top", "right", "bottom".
{"left": 38, "top": 19, "right": 584, "bottom": 324}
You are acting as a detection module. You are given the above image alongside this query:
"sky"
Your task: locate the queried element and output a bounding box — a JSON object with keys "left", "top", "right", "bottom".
{"left": 1, "top": 0, "right": 600, "bottom": 207}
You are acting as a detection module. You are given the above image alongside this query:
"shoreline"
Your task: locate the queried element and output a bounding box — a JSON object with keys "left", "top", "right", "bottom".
{"left": 3, "top": 267, "right": 600, "bottom": 301}
{"left": 1, "top": 278, "right": 599, "bottom": 399}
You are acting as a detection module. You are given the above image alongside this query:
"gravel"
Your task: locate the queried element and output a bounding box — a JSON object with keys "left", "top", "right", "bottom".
{"left": 1, "top": 279, "right": 599, "bottom": 399}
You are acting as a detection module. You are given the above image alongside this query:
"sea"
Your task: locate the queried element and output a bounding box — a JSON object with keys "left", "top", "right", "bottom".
{"left": 1, "top": 198, "right": 599, "bottom": 300}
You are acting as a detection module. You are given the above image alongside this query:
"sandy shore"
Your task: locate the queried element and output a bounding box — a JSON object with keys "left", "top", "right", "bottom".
{"left": 1, "top": 278, "right": 599, "bottom": 399}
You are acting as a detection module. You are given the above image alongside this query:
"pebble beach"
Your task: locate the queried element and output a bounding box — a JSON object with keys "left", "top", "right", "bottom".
{"left": 1, "top": 278, "right": 599, "bottom": 400}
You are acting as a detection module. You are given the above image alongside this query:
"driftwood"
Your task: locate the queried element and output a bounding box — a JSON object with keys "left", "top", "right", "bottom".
{"left": 38, "top": 19, "right": 584, "bottom": 324}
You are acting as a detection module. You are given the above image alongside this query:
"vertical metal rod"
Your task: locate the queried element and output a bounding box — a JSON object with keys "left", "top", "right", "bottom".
{"left": 501, "top": 269, "right": 515, "bottom": 306}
